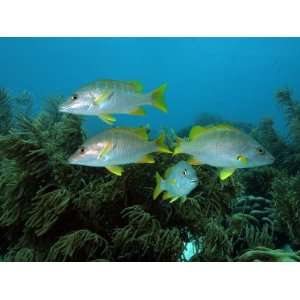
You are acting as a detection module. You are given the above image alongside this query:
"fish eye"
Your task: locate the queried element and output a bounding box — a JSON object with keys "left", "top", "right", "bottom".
{"left": 183, "top": 169, "right": 187, "bottom": 176}
{"left": 79, "top": 147, "right": 85, "bottom": 154}
{"left": 256, "top": 147, "right": 265, "bottom": 155}
{"left": 236, "top": 155, "right": 242, "bottom": 161}
{"left": 71, "top": 94, "right": 78, "bottom": 100}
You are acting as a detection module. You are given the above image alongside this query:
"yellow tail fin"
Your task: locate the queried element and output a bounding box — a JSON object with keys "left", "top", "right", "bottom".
{"left": 153, "top": 172, "right": 164, "bottom": 200}
{"left": 155, "top": 132, "right": 172, "bottom": 154}
{"left": 151, "top": 83, "right": 168, "bottom": 112}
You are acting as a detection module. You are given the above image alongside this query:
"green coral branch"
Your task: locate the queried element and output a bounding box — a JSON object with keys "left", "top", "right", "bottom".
{"left": 47, "top": 229, "right": 110, "bottom": 261}
{"left": 237, "top": 246, "right": 300, "bottom": 262}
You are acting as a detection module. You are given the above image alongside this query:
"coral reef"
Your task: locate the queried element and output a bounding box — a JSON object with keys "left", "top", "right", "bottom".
{"left": 0, "top": 89, "right": 12, "bottom": 135}
{"left": 236, "top": 246, "right": 300, "bottom": 262}
{"left": 275, "top": 89, "right": 300, "bottom": 174}
{"left": 1, "top": 87, "right": 300, "bottom": 261}
{"left": 271, "top": 174, "right": 300, "bottom": 247}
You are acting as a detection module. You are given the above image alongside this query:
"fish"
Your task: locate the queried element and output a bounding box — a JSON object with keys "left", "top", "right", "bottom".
{"left": 173, "top": 124, "right": 274, "bottom": 180}
{"left": 59, "top": 79, "right": 168, "bottom": 124}
{"left": 68, "top": 127, "right": 172, "bottom": 176}
{"left": 153, "top": 160, "right": 198, "bottom": 203}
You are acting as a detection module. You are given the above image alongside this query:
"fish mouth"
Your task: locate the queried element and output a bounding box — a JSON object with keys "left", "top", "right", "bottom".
{"left": 190, "top": 179, "right": 198, "bottom": 183}
{"left": 268, "top": 154, "right": 275, "bottom": 164}
{"left": 59, "top": 104, "right": 71, "bottom": 113}
{"left": 68, "top": 156, "right": 77, "bottom": 164}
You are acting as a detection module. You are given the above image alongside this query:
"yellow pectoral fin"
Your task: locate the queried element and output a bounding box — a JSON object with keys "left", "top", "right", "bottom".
{"left": 187, "top": 156, "right": 202, "bottom": 165}
{"left": 129, "top": 107, "right": 146, "bottom": 116}
{"left": 105, "top": 165, "right": 124, "bottom": 176}
{"left": 237, "top": 155, "right": 249, "bottom": 166}
{"left": 168, "top": 179, "right": 177, "bottom": 185}
{"left": 137, "top": 154, "right": 155, "bottom": 164}
{"left": 189, "top": 126, "right": 207, "bottom": 140}
{"left": 127, "top": 80, "right": 144, "bottom": 92}
{"left": 219, "top": 168, "right": 236, "bottom": 180}
{"left": 94, "top": 90, "right": 113, "bottom": 105}
{"left": 99, "top": 114, "right": 116, "bottom": 125}
{"left": 97, "top": 143, "right": 113, "bottom": 159}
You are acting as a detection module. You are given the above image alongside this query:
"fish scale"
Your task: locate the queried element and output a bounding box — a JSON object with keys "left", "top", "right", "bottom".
{"left": 68, "top": 127, "right": 171, "bottom": 176}
{"left": 59, "top": 79, "right": 168, "bottom": 124}
{"left": 174, "top": 124, "right": 274, "bottom": 180}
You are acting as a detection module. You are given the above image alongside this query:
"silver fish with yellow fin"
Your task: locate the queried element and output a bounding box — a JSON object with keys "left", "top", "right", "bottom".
{"left": 68, "top": 127, "right": 172, "bottom": 176}
{"left": 59, "top": 79, "right": 168, "bottom": 124}
{"left": 174, "top": 124, "right": 274, "bottom": 180}
{"left": 153, "top": 160, "right": 198, "bottom": 203}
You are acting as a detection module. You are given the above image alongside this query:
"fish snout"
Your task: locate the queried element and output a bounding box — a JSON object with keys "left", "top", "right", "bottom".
{"left": 68, "top": 155, "right": 77, "bottom": 165}
{"left": 269, "top": 154, "right": 275, "bottom": 164}
{"left": 190, "top": 177, "right": 199, "bottom": 185}
{"left": 59, "top": 103, "right": 71, "bottom": 113}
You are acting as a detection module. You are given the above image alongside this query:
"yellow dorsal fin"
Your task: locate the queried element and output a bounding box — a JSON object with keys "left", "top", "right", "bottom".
{"left": 189, "top": 126, "right": 207, "bottom": 140}
{"left": 137, "top": 154, "right": 155, "bottom": 164}
{"left": 98, "top": 79, "right": 143, "bottom": 92}
{"left": 129, "top": 107, "right": 146, "bottom": 116}
{"left": 129, "top": 127, "right": 149, "bottom": 140}
{"left": 105, "top": 165, "right": 124, "bottom": 176}
{"left": 212, "top": 124, "right": 239, "bottom": 131}
{"left": 113, "top": 127, "right": 149, "bottom": 140}
{"left": 189, "top": 124, "right": 240, "bottom": 140}
{"left": 127, "top": 80, "right": 144, "bottom": 92}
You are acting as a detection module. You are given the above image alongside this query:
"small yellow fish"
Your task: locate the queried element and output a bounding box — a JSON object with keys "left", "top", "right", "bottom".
{"left": 68, "top": 127, "right": 172, "bottom": 176}
{"left": 174, "top": 124, "right": 274, "bottom": 180}
{"left": 59, "top": 79, "right": 168, "bottom": 124}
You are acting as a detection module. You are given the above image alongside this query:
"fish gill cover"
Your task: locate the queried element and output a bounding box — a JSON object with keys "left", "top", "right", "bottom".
{"left": 1, "top": 38, "right": 300, "bottom": 262}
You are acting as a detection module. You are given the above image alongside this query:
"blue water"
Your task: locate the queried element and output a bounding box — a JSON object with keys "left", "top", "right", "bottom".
{"left": 1, "top": 37, "right": 300, "bottom": 136}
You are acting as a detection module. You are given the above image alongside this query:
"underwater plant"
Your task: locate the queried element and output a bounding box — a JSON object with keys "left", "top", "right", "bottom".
{"left": 251, "top": 118, "right": 288, "bottom": 166}
{"left": 229, "top": 196, "right": 275, "bottom": 254}
{"left": 239, "top": 167, "right": 283, "bottom": 198}
{"left": 275, "top": 89, "right": 300, "bottom": 174}
{"left": 199, "top": 218, "right": 234, "bottom": 261}
{"left": 271, "top": 174, "right": 300, "bottom": 247}
{"left": 276, "top": 89, "right": 300, "bottom": 151}
{"left": 0, "top": 89, "right": 33, "bottom": 136}
{"left": 0, "top": 88, "right": 12, "bottom": 135}
{"left": 236, "top": 246, "right": 300, "bottom": 262}
{"left": 1, "top": 85, "right": 300, "bottom": 262}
